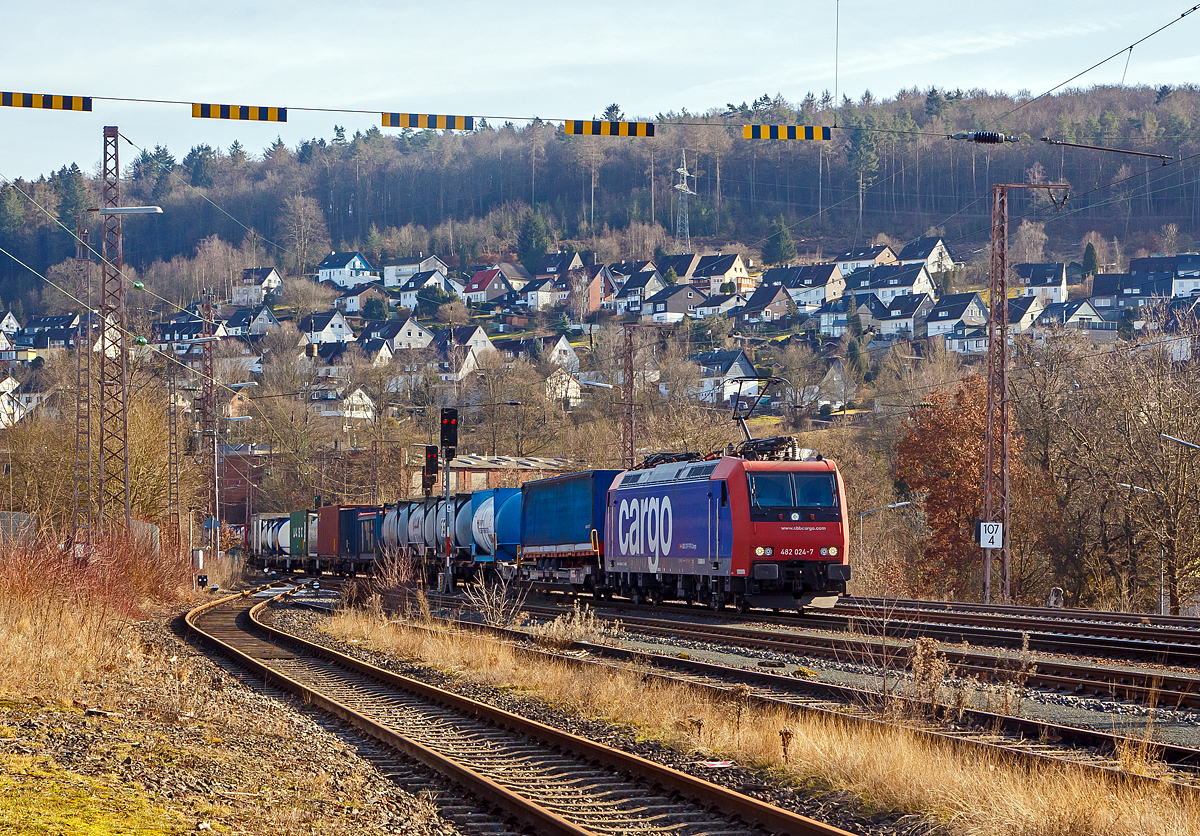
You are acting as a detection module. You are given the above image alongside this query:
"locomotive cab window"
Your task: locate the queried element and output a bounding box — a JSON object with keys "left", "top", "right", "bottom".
{"left": 747, "top": 471, "right": 840, "bottom": 521}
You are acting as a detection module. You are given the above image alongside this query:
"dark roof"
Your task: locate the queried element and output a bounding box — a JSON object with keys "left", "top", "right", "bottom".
{"left": 317, "top": 251, "right": 371, "bottom": 270}
{"left": 1038, "top": 299, "right": 1096, "bottom": 323}
{"left": 739, "top": 284, "right": 790, "bottom": 314}
{"left": 364, "top": 316, "right": 419, "bottom": 340}
{"left": 224, "top": 308, "right": 254, "bottom": 328}
{"left": 644, "top": 284, "right": 707, "bottom": 305}
{"left": 694, "top": 254, "right": 739, "bottom": 277}
{"left": 298, "top": 310, "right": 343, "bottom": 332}
{"left": 609, "top": 259, "right": 655, "bottom": 278}
{"left": 615, "top": 270, "right": 661, "bottom": 297}
{"left": 338, "top": 283, "right": 385, "bottom": 298}
{"left": 699, "top": 293, "right": 741, "bottom": 308}
{"left": 539, "top": 251, "right": 580, "bottom": 274}
{"left": 656, "top": 254, "right": 700, "bottom": 279}
{"left": 1091, "top": 273, "right": 1128, "bottom": 297}
{"left": 241, "top": 267, "right": 280, "bottom": 282}
{"left": 1129, "top": 255, "right": 1176, "bottom": 275}
{"left": 1015, "top": 263, "right": 1066, "bottom": 285}
{"left": 521, "top": 278, "right": 554, "bottom": 293}
{"left": 1007, "top": 296, "right": 1041, "bottom": 320}
{"left": 399, "top": 270, "right": 446, "bottom": 292}
{"left": 314, "top": 342, "right": 352, "bottom": 362}
{"left": 929, "top": 292, "right": 983, "bottom": 320}
{"left": 432, "top": 326, "right": 487, "bottom": 352}
{"left": 897, "top": 236, "right": 946, "bottom": 262}
{"left": 884, "top": 293, "right": 932, "bottom": 318}
{"left": 1092, "top": 272, "right": 1173, "bottom": 299}
{"left": 853, "top": 293, "right": 891, "bottom": 320}
{"left": 357, "top": 337, "right": 389, "bottom": 356}
{"left": 1175, "top": 253, "right": 1200, "bottom": 274}
{"left": 865, "top": 263, "right": 928, "bottom": 288}
{"left": 835, "top": 245, "right": 893, "bottom": 262}
{"left": 686, "top": 350, "right": 752, "bottom": 375}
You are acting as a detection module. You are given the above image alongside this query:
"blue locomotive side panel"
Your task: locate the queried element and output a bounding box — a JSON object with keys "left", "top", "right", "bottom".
{"left": 521, "top": 470, "right": 621, "bottom": 553}
{"left": 605, "top": 478, "right": 732, "bottom": 575}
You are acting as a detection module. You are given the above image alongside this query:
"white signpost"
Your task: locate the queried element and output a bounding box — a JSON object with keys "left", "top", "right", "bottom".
{"left": 978, "top": 521, "right": 1003, "bottom": 550}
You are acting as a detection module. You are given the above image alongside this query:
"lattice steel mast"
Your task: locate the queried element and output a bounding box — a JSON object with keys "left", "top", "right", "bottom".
{"left": 673, "top": 150, "right": 695, "bottom": 253}
{"left": 97, "top": 126, "right": 131, "bottom": 529}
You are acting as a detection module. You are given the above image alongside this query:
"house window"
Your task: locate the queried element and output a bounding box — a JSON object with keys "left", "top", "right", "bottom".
{"left": 938, "top": 311, "right": 948, "bottom": 317}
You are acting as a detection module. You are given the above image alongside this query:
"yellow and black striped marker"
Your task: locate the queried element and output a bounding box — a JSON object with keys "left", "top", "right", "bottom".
{"left": 192, "top": 103, "right": 287, "bottom": 122}
{"left": 1, "top": 92, "right": 91, "bottom": 111}
{"left": 743, "top": 125, "right": 831, "bottom": 140}
{"left": 564, "top": 120, "right": 654, "bottom": 137}
{"left": 382, "top": 113, "right": 474, "bottom": 130}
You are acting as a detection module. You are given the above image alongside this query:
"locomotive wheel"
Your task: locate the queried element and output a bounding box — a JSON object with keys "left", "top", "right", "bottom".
{"left": 734, "top": 595, "right": 749, "bottom": 614}
{"left": 651, "top": 589, "right": 663, "bottom": 606}
{"left": 709, "top": 594, "right": 725, "bottom": 612}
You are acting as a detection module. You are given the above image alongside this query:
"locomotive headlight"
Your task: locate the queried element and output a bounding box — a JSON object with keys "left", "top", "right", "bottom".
{"left": 755, "top": 546, "right": 765, "bottom": 556}
{"left": 763, "top": 547, "right": 774, "bottom": 556}
{"left": 820, "top": 547, "right": 828, "bottom": 556}
{"left": 828, "top": 546, "right": 838, "bottom": 556}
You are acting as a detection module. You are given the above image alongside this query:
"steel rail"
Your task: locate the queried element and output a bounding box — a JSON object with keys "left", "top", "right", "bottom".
{"left": 382, "top": 593, "right": 1200, "bottom": 779}
{"left": 497, "top": 598, "right": 1200, "bottom": 710}
{"left": 187, "top": 587, "right": 854, "bottom": 836}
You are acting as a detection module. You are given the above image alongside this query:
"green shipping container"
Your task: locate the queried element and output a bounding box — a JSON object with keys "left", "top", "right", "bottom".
{"left": 290, "top": 510, "right": 312, "bottom": 556}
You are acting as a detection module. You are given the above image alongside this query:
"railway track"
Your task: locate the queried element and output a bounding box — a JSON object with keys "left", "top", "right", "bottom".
{"left": 187, "top": 586, "right": 854, "bottom": 836}
{"left": 291, "top": 589, "right": 1200, "bottom": 790}
{"left": 818, "top": 597, "right": 1200, "bottom": 666}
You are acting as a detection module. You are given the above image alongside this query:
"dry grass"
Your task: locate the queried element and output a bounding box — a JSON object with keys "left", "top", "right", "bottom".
{"left": 325, "top": 607, "right": 1200, "bottom": 836}
{"left": 527, "top": 600, "right": 625, "bottom": 649}
{"left": 0, "top": 534, "right": 191, "bottom": 699}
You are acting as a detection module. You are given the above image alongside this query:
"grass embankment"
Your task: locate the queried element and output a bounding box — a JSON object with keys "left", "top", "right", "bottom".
{"left": 0, "top": 535, "right": 192, "bottom": 699}
{"left": 0, "top": 753, "right": 181, "bottom": 836}
{"left": 325, "top": 604, "right": 1200, "bottom": 836}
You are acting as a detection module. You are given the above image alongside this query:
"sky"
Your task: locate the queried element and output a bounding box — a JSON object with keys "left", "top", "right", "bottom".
{"left": 2, "top": 1, "right": 1199, "bottom": 180}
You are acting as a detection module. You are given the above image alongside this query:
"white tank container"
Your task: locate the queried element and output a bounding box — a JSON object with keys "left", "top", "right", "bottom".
{"left": 471, "top": 495, "right": 496, "bottom": 555}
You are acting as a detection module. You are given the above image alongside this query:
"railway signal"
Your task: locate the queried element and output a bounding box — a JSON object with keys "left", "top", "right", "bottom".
{"left": 440, "top": 407, "right": 458, "bottom": 457}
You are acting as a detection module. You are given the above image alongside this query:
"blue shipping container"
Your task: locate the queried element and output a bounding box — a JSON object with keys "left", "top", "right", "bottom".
{"left": 521, "top": 470, "right": 622, "bottom": 554}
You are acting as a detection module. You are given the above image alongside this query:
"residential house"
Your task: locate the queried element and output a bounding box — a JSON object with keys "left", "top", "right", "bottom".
{"left": 694, "top": 253, "right": 753, "bottom": 295}
{"left": 545, "top": 367, "right": 583, "bottom": 408}
{"left": 335, "top": 283, "right": 389, "bottom": 315}
{"left": 612, "top": 270, "right": 665, "bottom": 316}
{"left": 878, "top": 293, "right": 935, "bottom": 341}
{"left": 1091, "top": 273, "right": 1173, "bottom": 311}
{"left": 431, "top": 326, "right": 496, "bottom": 381}
{"left": 492, "top": 335, "right": 579, "bottom": 370}
{"left": 0, "top": 312, "right": 18, "bottom": 336}
{"left": 518, "top": 278, "right": 557, "bottom": 311}
{"left": 151, "top": 317, "right": 230, "bottom": 351}
{"left": 1007, "top": 295, "right": 1046, "bottom": 334}
{"left": 493, "top": 262, "right": 534, "bottom": 290}
{"left": 858, "top": 263, "right": 938, "bottom": 306}
{"left": 364, "top": 316, "right": 434, "bottom": 351}
{"left": 222, "top": 305, "right": 280, "bottom": 337}
{"left": 462, "top": 268, "right": 515, "bottom": 304}
{"left": 926, "top": 293, "right": 988, "bottom": 338}
{"left": 316, "top": 252, "right": 374, "bottom": 288}
{"left": 1017, "top": 263, "right": 1068, "bottom": 305}
{"left": 897, "top": 237, "right": 955, "bottom": 274}
{"left": 816, "top": 359, "right": 857, "bottom": 410}
{"left": 232, "top": 267, "right": 283, "bottom": 307}
{"left": 356, "top": 337, "right": 394, "bottom": 365}
{"left": 538, "top": 250, "right": 584, "bottom": 277}
{"left": 608, "top": 260, "right": 656, "bottom": 284}
{"left": 1170, "top": 253, "right": 1200, "bottom": 297}
{"left": 694, "top": 293, "right": 746, "bottom": 319}
{"left": 381, "top": 254, "right": 449, "bottom": 287}
{"left": 762, "top": 263, "right": 846, "bottom": 309}
{"left": 834, "top": 245, "right": 897, "bottom": 275}
{"left": 642, "top": 284, "right": 707, "bottom": 324}
{"left": 686, "top": 350, "right": 758, "bottom": 403}
{"left": 656, "top": 253, "right": 701, "bottom": 282}
{"left": 816, "top": 293, "right": 888, "bottom": 338}
{"left": 0, "top": 375, "right": 52, "bottom": 428}
{"left": 1036, "top": 299, "right": 1103, "bottom": 328}
{"left": 737, "top": 284, "right": 793, "bottom": 327}
{"left": 553, "top": 263, "right": 610, "bottom": 313}
{"left": 946, "top": 323, "right": 989, "bottom": 355}
{"left": 298, "top": 310, "right": 355, "bottom": 344}
{"left": 394, "top": 270, "right": 462, "bottom": 311}
{"left": 23, "top": 314, "right": 80, "bottom": 334}
{"left": 309, "top": 386, "right": 376, "bottom": 422}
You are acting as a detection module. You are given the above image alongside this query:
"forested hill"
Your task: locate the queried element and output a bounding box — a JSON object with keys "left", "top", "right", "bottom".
{"left": 3, "top": 83, "right": 1200, "bottom": 313}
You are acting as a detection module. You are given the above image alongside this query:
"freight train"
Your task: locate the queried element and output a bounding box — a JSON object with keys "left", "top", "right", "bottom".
{"left": 247, "top": 443, "right": 850, "bottom": 612}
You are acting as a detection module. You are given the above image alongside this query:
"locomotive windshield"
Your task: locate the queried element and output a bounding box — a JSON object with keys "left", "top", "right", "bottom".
{"left": 747, "top": 471, "right": 839, "bottom": 519}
